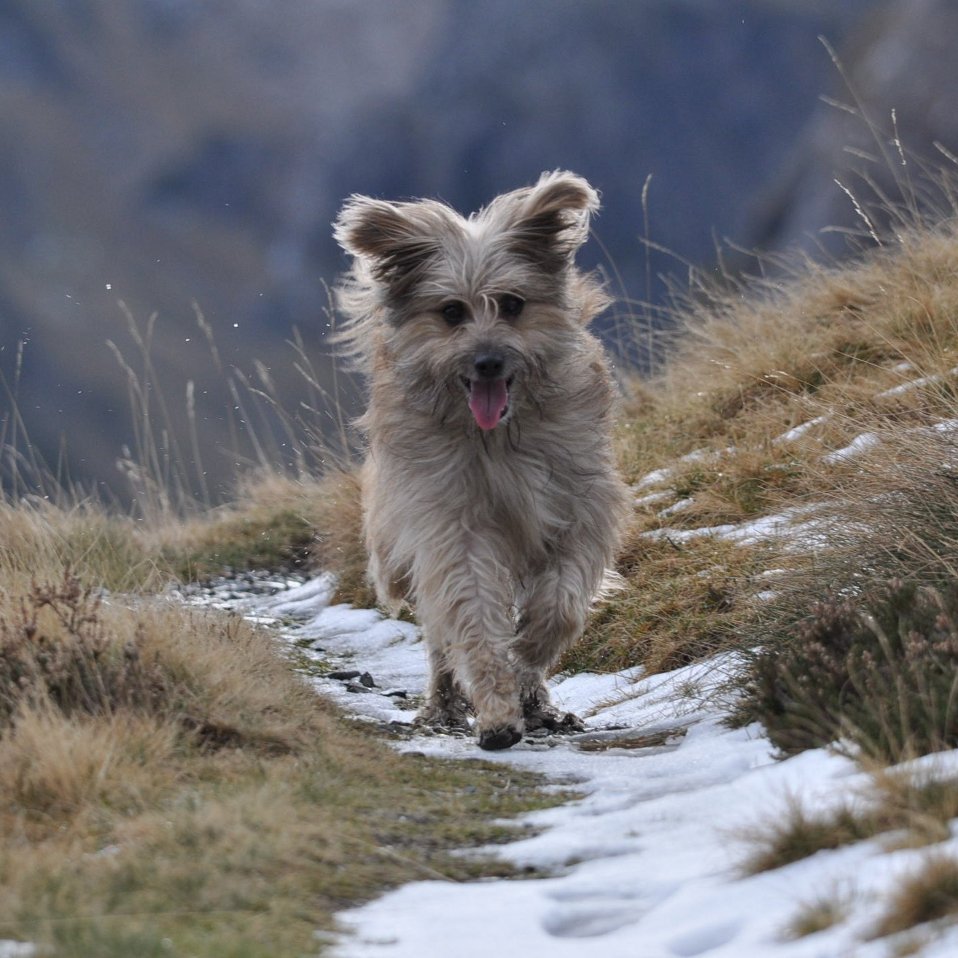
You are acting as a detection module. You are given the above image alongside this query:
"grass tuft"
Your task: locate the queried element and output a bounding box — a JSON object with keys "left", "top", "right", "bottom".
{"left": 744, "top": 772, "right": 958, "bottom": 876}
{"left": 873, "top": 855, "right": 958, "bottom": 939}
{"left": 0, "top": 499, "right": 168, "bottom": 593}
{"left": 783, "top": 893, "right": 850, "bottom": 940}
{"left": 743, "top": 798, "right": 877, "bottom": 875}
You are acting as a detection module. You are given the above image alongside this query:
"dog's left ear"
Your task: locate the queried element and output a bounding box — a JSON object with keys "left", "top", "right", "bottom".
{"left": 502, "top": 171, "right": 600, "bottom": 274}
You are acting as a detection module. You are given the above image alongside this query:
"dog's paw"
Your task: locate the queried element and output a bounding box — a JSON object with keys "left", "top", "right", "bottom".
{"left": 477, "top": 725, "right": 523, "bottom": 751}
{"left": 523, "top": 699, "right": 586, "bottom": 734}
{"left": 553, "top": 710, "right": 586, "bottom": 733}
{"left": 414, "top": 703, "right": 472, "bottom": 734}
{"left": 414, "top": 713, "right": 471, "bottom": 735}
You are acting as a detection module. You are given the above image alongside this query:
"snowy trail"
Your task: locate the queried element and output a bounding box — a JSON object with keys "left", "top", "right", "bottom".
{"left": 198, "top": 576, "right": 958, "bottom": 958}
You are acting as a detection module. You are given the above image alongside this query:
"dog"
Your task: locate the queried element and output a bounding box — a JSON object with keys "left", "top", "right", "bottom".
{"left": 333, "top": 171, "right": 629, "bottom": 750}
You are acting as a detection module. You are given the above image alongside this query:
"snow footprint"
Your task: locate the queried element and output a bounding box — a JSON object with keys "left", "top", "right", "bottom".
{"left": 667, "top": 918, "right": 741, "bottom": 956}
{"left": 542, "top": 881, "right": 679, "bottom": 940}
{"left": 541, "top": 901, "right": 643, "bottom": 938}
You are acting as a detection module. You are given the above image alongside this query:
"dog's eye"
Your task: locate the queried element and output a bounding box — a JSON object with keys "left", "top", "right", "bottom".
{"left": 441, "top": 301, "right": 467, "bottom": 325}
{"left": 498, "top": 294, "right": 525, "bottom": 319}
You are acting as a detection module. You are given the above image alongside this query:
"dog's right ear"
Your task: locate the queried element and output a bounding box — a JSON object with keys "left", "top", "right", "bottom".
{"left": 334, "top": 196, "right": 444, "bottom": 298}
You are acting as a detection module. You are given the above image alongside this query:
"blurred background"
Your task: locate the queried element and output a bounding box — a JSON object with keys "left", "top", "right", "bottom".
{"left": 2, "top": 0, "right": 957, "bottom": 504}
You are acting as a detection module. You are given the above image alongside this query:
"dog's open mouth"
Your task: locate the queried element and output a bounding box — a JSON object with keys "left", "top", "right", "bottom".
{"left": 464, "top": 377, "right": 512, "bottom": 431}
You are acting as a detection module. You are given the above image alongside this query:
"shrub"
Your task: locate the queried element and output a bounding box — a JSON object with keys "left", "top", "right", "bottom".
{"left": 0, "top": 569, "right": 321, "bottom": 753}
{"left": 736, "top": 579, "right": 958, "bottom": 760}
{"left": 0, "top": 572, "right": 167, "bottom": 728}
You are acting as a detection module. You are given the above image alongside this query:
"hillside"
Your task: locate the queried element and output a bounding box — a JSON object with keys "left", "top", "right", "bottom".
{"left": 6, "top": 183, "right": 958, "bottom": 952}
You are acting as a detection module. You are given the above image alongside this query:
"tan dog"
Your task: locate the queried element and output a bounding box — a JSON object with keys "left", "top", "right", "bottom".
{"left": 333, "top": 171, "right": 629, "bottom": 750}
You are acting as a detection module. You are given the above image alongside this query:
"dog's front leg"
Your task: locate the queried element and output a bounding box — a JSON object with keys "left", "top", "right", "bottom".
{"left": 415, "top": 645, "right": 471, "bottom": 732}
{"left": 413, "top": 540, "right": 523, "bottom": 750}
{"left": 514, "top": 557, "right": 602, "bottom": 731}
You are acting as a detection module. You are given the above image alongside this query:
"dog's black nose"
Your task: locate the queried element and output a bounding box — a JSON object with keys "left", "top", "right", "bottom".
{"left": 473, "top": 352, "right": 505, "bottom": 380}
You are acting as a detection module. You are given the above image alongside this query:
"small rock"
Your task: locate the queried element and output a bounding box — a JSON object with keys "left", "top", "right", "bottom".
{"left": 327, "top": 670, "right": 362, "bottom": 681}
{"left": 359, "top": 672, "right": 377, "bottom": 688}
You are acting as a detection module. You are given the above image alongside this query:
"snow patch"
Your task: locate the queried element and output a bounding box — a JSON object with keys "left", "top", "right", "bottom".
{"left": 772, "top": 415, "right": 829, "bottom": 444}
{"left": 823, "top": 431, "right": 880, "bottom": 464}
{"left": 210, "top": 576, "right": 958, "bottom": 958}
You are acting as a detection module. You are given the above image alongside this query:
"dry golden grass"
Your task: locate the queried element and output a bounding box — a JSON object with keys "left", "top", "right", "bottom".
{"left": 873, "top": 855, "right": 958, "bottom": 939}
{"left": 568, "top": 528, "right": 771, "bottom": 675}
{"left": 643, "top": 444, "right": 811, "bottom": 531}
{"left": 618, "top": 225, "right": 958, "bottom": 486}
{"left": 0, "top": 709, "right": 178, "bottom": 822}
{"left": 743, "top": 770, "right": 958, "bottom": 877}
{"left": 0, "top": 499, "right": 168, "bottom": 593}
{"left": 1, "top": 705, "right": 556, "bottom": 957}
{"left": 0, "top": 504, "right": 558, "bottom": 957}
{"left": 0, "top": 569, "right": 322, "bottom": 752}
{"left": 165, "top": 468, "right": 374, "bottom": 606}
{"left": 680, "top": 229, "right": 956, "bottom": 403}
{"left": 595, "top": 221, "right": 958, "bottom": 680}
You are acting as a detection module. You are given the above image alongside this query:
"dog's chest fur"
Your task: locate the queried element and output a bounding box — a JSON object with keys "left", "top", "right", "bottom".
{"left": 368, "top": 400, "right": 605, "bottom": 573}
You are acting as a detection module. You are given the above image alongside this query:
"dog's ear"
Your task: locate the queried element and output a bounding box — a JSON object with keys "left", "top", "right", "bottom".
{"left": 501, "top": 171, "right": 600, "bottom": 274}
{"left": 334, "top": 196, "right": 445, "bottom": 298}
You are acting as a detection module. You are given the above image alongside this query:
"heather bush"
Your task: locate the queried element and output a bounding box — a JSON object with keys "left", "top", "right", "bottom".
{"left": 736, "top": 579, "right": 958, "bottom": 760}
{"left": 0, "top": 572, "right": 167, "bottom": 728}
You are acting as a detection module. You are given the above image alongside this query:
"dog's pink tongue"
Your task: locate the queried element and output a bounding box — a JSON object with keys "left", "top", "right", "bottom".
{"left": 469, "top": 378, "right": 509, "bottom": 431}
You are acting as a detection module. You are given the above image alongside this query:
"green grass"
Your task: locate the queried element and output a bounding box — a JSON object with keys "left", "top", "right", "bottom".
{"left": 174, "top": 505, "right": 317, "bottom": 578}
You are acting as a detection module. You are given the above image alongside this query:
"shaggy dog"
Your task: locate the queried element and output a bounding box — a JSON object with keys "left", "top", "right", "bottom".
{"left": 333, "top": 171, "right": 629, "bottom": 750}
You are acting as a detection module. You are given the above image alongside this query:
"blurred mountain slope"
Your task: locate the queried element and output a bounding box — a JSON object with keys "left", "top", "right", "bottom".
{"left": 6, "top": 0, "right": 951, "bottom": 499}
{"left": 750, "top": 0, "right": 958, "bottom": 256}
{"left": 0, "top": 0, "right": 443, "bottom": 497}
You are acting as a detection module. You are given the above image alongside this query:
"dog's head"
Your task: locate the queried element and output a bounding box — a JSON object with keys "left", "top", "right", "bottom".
{"left": 333, "top": 171, "right": 608, "bottom": 432}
